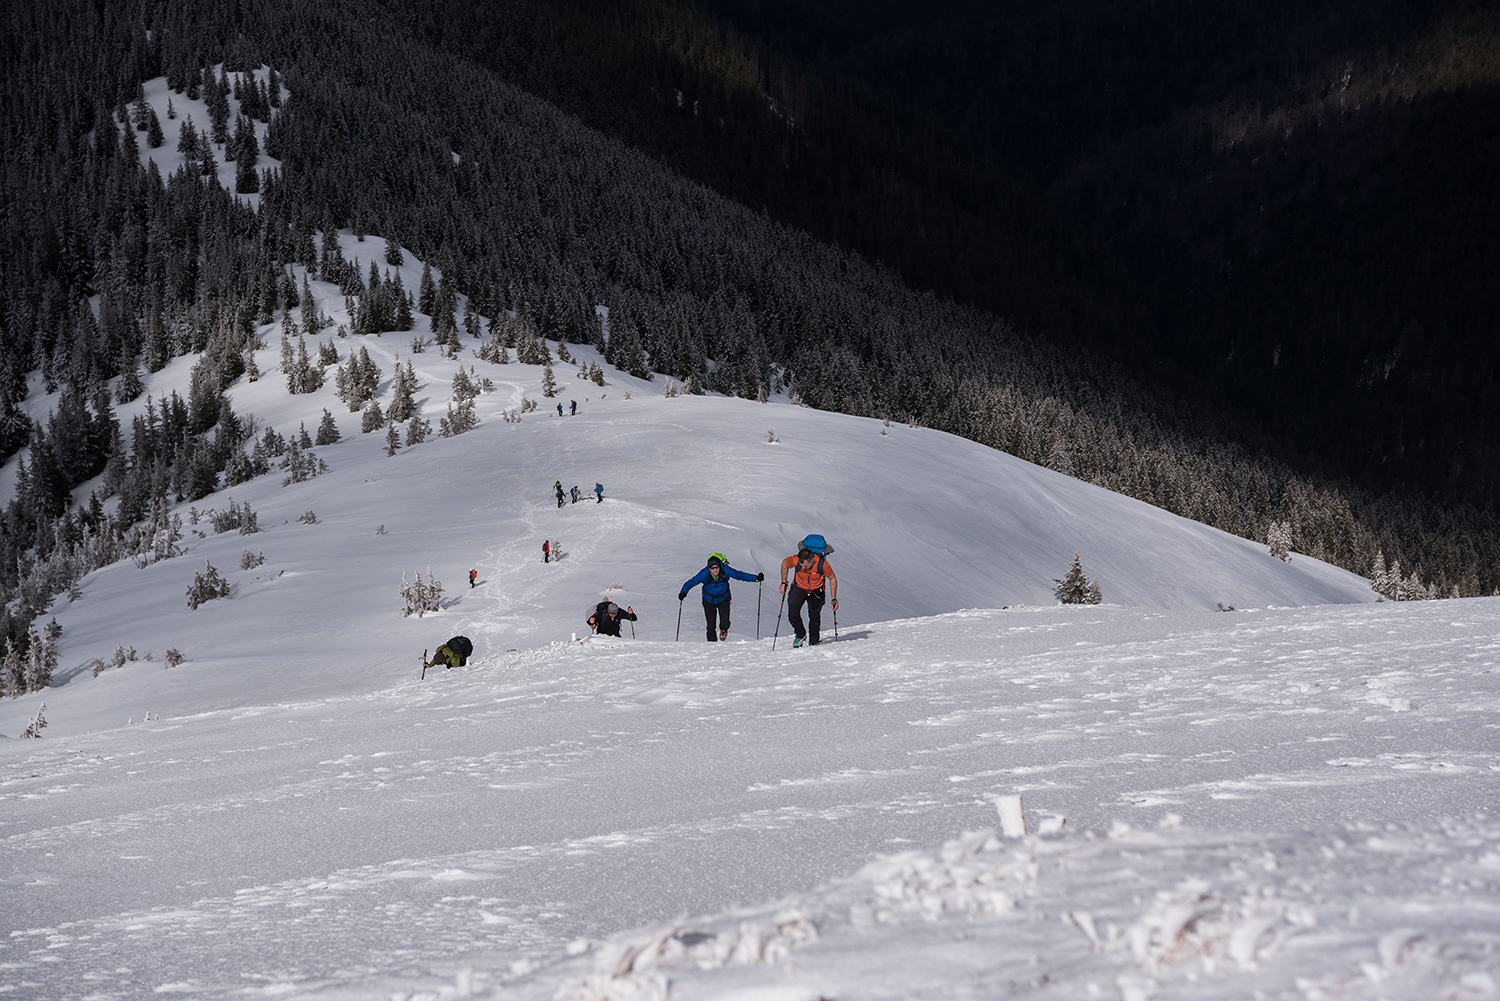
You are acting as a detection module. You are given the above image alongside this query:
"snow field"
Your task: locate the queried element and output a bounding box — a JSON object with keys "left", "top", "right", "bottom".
{"left": 3, "top": 230, "right": 1492, "bottom": 1000}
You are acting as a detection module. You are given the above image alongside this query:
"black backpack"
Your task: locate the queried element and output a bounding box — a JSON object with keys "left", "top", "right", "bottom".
{"left": 443, "top": 635, "right": 473, "bottom": 665}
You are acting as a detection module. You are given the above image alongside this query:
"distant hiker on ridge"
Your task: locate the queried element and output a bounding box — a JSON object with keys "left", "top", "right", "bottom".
{"left": 780, "top": 538, "right": 837, "bottom": 648}
{"left": 557, "top": 402, "right": 564, "bottom": 417}
{"left": 570, "top": 400, "right": 577, "bottom": 415}
{"left": 571, "top": 485, "right": 581, "bottom": 504}
{"left": 469, "top": 568, "right": 477, "bottom": 589}
{"left": 680, "top": 553, "right": 763, "bottom": 641}
{"left": 594, "top": 482, "right": 604, "bottom": 503}
{"left": 554, "top": 481, "right": 566, "bottom": 508}
{"left": 542, "top": 540, "right": 551, "bottom": 564}
{"left": 588, "top": 600, "right": 637, "bottom": 637}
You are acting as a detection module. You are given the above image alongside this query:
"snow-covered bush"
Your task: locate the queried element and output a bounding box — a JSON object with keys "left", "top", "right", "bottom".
{"left": 405, "top": 414, "right": 431, "bottom": 446}
{"left": 20, "top": 703, "right": 47, "bottom": 738}
{"left": 240, "top": 549, "right": 264, "bottom": 570}
{"left": 208, "top": 498, "right": 258, "bottom": 535}
{"left": 163, "top": 648, "right": 184, "bottom": 668}
{"left": 187, "top": 561, "right": 231, "bottom": 609}
{"left": 400, "top": 569, "right": 443, "bottom": 617}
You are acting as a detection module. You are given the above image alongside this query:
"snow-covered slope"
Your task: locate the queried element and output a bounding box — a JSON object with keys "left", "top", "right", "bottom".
{"left": 5, "top": 599, "right": 1499, "bottom": 1001}
{"left": 8, "top": 297, "right": 1374, "bottom": 736}
{"left": 16, "top": 233, "right": 1486, "bottom": 1001}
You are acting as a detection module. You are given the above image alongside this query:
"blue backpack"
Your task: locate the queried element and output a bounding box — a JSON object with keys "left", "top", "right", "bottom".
{"left": 799, "top": 534, "right": 834, "bottom": 555}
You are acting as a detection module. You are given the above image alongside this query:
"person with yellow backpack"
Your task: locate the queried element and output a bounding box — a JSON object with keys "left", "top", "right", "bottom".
{"left": 779, "top": 536, "right": 837, "bottom": 647}
{"left": 679, "top": 553, "right": 763, "bottom": 641}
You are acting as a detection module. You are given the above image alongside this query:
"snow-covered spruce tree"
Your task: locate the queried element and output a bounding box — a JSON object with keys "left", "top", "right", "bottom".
{"left": 439, "top": 397, "right": 477, "bottom": 437}
{"left": 1371, "top": 550, "right": 1392, "bottom": 598}
{"left": 451, "top": 367, "right": 478, "bottom": 401}
{"left": 315, "top": 409, "right": 340, "bottom": 445}
{"left": 405, "top": 414, "right": 431, "bottom": 446}
{"left": 400, "top": 569, "right": 443, "bottom": 617}
{"left": 384, "top": 420, "right": 401, "bottom": 456}
{"left": 20, "top": 703, "right": 47, "bottom": 738}
{"left": 23, "top": 625, "right": 53, "bottom": 692}
{"left": 1053, "top": 553, "right": 1102, "bottom": 605}
{"left": 361, "top": 399, "right": 385, "bottom": 433}
{"left": 541, "top": 359, "right": 557, "bottom": 397}
{"left": 187, "top": 561, "right": 231, "bottom": 610}
{"left": 1267, "top": 520, "right": 1293, "bottom": 562}
{"left": 387, "top": 362, "right": 417, "bottom": 422}
{"left": 1, "top": 638, "right": 22, "bottom": 697}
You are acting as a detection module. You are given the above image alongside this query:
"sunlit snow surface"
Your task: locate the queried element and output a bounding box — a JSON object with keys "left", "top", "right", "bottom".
{"left": 2, "top": 212, "right": 1497, "bottom": 996}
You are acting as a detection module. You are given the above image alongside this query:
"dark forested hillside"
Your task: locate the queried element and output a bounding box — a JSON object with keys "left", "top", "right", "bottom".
{"left": 0, "top": 0, "right": 1496, "bottom": 664}
{"left": 689, "top": 0, "right": 1500, "bottom": 507}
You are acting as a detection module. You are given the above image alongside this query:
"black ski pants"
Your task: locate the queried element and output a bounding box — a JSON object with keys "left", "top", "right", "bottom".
{"left": 788, "top": 586, "right": 824, "bottom": 645}
{"left": 703, "top": 599, "right": 730, "bottom": 640}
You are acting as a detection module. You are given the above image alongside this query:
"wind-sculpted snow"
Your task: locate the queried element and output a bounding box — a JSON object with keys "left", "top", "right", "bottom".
{"left": 4, "top": 600, "right": 1499, "bottom": 999}
{"left": 0, "top": 269, "right": 1481, "bottom": 998}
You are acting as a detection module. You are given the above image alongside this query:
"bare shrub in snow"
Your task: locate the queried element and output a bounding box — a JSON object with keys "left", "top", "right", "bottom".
{"left": 163, "top": 648, "right": 184, "bottom": 668}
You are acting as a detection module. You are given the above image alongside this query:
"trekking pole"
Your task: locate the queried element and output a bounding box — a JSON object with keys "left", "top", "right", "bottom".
{"left": 757, "top": 580, "right": 763, "bottom": 639}
{"left": 420, "top": 649, "right": 429, "bottom": 680}
{"left": 772, "top": 584, "right": 787, "bottom": 650}
{"left": 675, "top": 597, "right": 683, "bottom": 641}
{"left": 630, "top": 618, "right": 636, "bottom": 638}
{"left": 832, "top": 599, "right": 839, "bottom": 639}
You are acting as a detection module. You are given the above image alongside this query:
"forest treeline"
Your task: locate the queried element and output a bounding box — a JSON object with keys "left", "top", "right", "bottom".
{"left": 644, "top": 0, "right": 1500, "bottom": 506}
{"left": 0, "top": 0, "right": 1497, "bottom": 665}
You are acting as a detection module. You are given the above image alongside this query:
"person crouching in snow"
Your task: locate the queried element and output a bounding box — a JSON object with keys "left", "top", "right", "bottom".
{"left": 588, "top": 600, "right": 636, "bottom": 636}
{"left": 680, "top": 553, "right": 762, "bottom": 641}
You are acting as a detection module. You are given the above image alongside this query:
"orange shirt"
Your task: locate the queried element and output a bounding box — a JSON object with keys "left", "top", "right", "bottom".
{"left": 782, "top": 554, "right": 834, "bottom": 592}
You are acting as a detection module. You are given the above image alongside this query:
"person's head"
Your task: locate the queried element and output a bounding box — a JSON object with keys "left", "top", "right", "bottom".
{"left": 797, "top": 547, "right": 815, "bottom": 565}
{"left": 606, "top": 602, "right": 619, "bottom": 617}
{"left": 707, "top": 556, "right": 722, "bottom": 575}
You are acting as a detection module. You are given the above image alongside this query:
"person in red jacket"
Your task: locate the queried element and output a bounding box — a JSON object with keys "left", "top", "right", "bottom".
{"left": 780, "top": 547, "right": 837, "bottom": 647}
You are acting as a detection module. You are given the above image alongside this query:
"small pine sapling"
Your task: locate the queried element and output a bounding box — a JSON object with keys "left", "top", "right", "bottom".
{"left": 298, "top": 510, "right": 317, "bottom": 524}
{"left": 1052, "top": 553, "right": 1102, "bottom": 605}
{"left": 164, "top": 648, "right": 184, "bottom": 668}
{"left": 187, "top": 562, "right": 232, "bottom": 609}
{"left": 20, "top": 703, "right": 47, "bottom": 738}
{"left": 385, "top": 420, "right": 401, "bottom": 456}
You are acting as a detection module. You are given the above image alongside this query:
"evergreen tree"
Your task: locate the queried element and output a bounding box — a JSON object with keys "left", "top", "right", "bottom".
{"left": 384, "top": 419, "right": 401, "bottom": 456}
{"left": 418, "top": 262, "right": 435, "bottom": 315}
{"left": 1053, "top": 553, "right": 1102, "bottom": 605}
{"left": 361, "top": 400, "right": 385, "bottom": 433}
{"left": 315, "top": 409, "right": 340, "bottom": 445}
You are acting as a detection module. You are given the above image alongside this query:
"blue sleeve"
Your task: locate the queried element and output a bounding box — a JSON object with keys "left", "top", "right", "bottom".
{"left": 682, "top": 568, "right": 709, "bottom": 593}
{"left": 726, "top": 565, "right": 759, "bottom": 582}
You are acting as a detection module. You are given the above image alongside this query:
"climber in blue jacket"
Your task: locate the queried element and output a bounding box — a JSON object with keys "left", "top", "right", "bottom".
{"left": 679, "top": 553, "right": 762, "bottom": 642}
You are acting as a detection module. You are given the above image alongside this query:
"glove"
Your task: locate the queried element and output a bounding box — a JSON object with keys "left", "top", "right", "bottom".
{"left": 678, "top": 591, "right": 687, "bottom": 601}
{"left": 756, "top": 572, "right": 764, "bottom": 581}
{"left": 831, "top": 598, "right": 839, "bottom": 611}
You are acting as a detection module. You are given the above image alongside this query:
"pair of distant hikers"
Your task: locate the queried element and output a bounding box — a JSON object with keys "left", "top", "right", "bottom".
{"left": 678, "top": 540, "right": 836, "bottom": 646}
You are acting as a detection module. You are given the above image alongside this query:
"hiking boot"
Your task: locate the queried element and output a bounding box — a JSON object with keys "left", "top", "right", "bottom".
{"left": 719, "top": 629, "right": 728, "bottom": 641}
{"left": 792, "top": 636, "right": 804, "bottom": 648}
